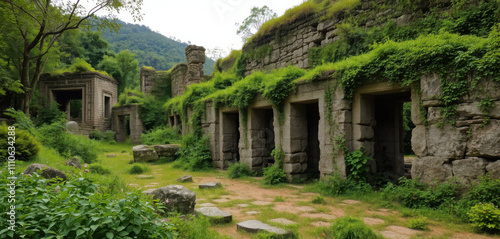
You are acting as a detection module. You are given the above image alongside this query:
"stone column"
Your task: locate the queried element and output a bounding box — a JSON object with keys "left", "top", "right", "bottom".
{"left": 185, "top": 45, "right": 206, "bottom": 85}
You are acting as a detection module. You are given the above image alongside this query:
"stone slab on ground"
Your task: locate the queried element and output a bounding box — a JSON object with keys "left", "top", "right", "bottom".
{"left": 237, "top": 204, "right": 250, "bottom": 207}
{"left": 237, "top": 220, "right": 293, "bottom": 238}
{"left": 213, "top": 198, "right": 230, "bottom": 203}
{"left": 198, "top": 203, "right": 216, "bottom": 207}
{"left": 199, "top": 182, "right": 222, "bottom": 189}
{"left": 246, "top": 211, "right": 260, "bottom": 215}
{"left": 269, "top": 218, "right": 297, "bottom": 225}
{"left": 177, "top": 175, "right": 193, "bottom": 183}
{"left": 137, "top": 175, "right": 154, "bottom": 179}
{"left": 251, "top": 201, "right": 272, "bottom": 206}
{"left": 195, "top": 207, "right": 232, "bottom": 224}
{"left": 342, "top": 199, "right": 361, "bottom": 204}
{"left": 144, "top": 185, "right": 196, "bottom": 215}
{"left": 154, "top": 144, "right": 180, "bottom": 158}
{"left": 23, "top": 163, "right": 67, "bottom": 181}
{"left": 382, "top": 225, "right": 419, "bottom": 239}
{"left": 297, "top": 206, "right": 317, "bottom": 212}
{"left": 364, "top": 217, "right": 385, "bottom": 225}
{"left": 311, "top": 221, "right": 331, "bottom": 227}
{"left": 380, "top": 230, "right": 410, "bottom": 239}
{"left": 302, "top": 213, "right": 336, "bottom": 220}
{"left": 132, "top": 145, "right": 159, "bottom": 162}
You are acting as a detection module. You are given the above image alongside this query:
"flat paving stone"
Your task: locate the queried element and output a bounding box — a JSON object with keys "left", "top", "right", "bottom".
{"left": 269, "top": 218, "right": 297, "bottom": 225}
{"left": 199, "top": 182, "right": 222, "bottom": 189}
{"left": 136, "top": 175, "right": 154, "bottom": 179}
{"left": 195, "top": 207, "right": 232, "bottom": 224}
{"left": 311, "top": 221, "right": 331, "bottom": 227}
{"left": 177, "top": 175, "right": 193, "bottom": 183}
{"left": 251, "top": 200, "right": 272, "bottom": 206}
{"left": 237, "top": 220, "right": 293, "bottom": 238}
{"left": 236, "top": 204, "right": 250, "bottom": 207}
{"left": 342, "top": 199, "right": 361, "bottom": 204}
{"left": 213, "top": 198, "right": 230, "bottom": 203}
{"left": 245, "top": 211, "right": 260, "bottom": 215}
{"left": 198, "top": 203, "right": 216, "bottom": 207}
{"left": 364, "top": 217, "right": 385, "bottom": 225}
{"left": 297, "top": 206, "right": 317, "bottom": 212}
{"left": 385, "top": 226, "right": 419, "bottom": 236}
{"left": 380, "top": 231, "right": 410, "bottom": 239}
{"left": 301, "top": 213, "right": 336, "bottom": 220}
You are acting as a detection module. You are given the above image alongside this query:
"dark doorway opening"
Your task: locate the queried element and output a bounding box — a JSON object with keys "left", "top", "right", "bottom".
{"left": 52, "top": 89, "right": 83, "bottom": 122}
{"left": 252, "top": 108, "right": 275, "bottom": 168}
{"left": 222, "top": 112, "right": 240, "bottom": 166}
{"left": 104, "top": 96, "right": 111, "bottom": 118}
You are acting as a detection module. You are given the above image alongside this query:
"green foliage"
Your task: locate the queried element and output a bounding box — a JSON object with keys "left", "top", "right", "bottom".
{"left": 262, "top": 148, "right": 288, "bottom": 185}
{"left": 468, "top": 203, "right": 500, "bottom": 233}
{"left": 140, "top": 126, "right": 182, "bottom": 145}
{"left": 310, "top": 174, "right": 372, "bottom": 196}
{"left": 227, "top": 162, "right": 253, "bottom": 179}
{"left": 236, "top": 6, "right": 277, "bottom": 42}
{"left": 69, "top": 57, "right": 97, "bottom": 72}
{"left": 173, "top": 134, "right": 213, "bottom": 171}
{"left": 89, "top": 165, "right": 111, "bottom": 175}
{"left": 329, "top": 216, "right": 383, "bottom": 239}
{"left": 345, "top": 149, "right": 372, "bottom": 182}
{"left": 34, "top": 101, "right": 66, "bottom": 127}
{"left": 117, "top": 88, "right": 144, "bottom": 106}
{"left": 407, "top": 217, "right": 429, "bottom": 230}
{"left": 311, "top": 195, "right": 325, "bottom": 204}
{"left": 37, "top": 120, "right": 98, "bottom": 163}
{"left": 4, "top": 108, "right": 36, "bottom": 134}
{"left": 128, "top": 164, "right": 150, "bottom": 174}
{"left": 0, "top": 172, "right": 173, "bottom": 238}
{"left": 138, "top": 95, "right": 170, "bottom": 130}
{"left": 214, "top": 50, "right": 242, "bottom": 73}
{"left": 168, "top": 214, "right": 225, "bottom": 239}
{"left": 403, "top": 102, "right": 415, "bottom": 154}
{"left": 98, "top": 50, "right": 139, "bottom": 94}
{"left": 0, "top": 124, "right": 40, "bottom": 162}
{"left": 89, "top": 129, "right": 116, "bottom": 142}
{"left": 455, "top": 176, "right": 500, "bottom": 221}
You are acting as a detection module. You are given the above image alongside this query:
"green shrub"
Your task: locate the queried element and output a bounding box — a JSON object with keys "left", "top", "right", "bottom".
{"left": 455, "top": 176, "right": 500, "bottom": 221}
{"left": 88, "top": 165, "right": 111, "bottom": 175}
{"left": 138, "top": 95, "right": 169, "bottom": 131}
{"left": 468, "top": 203, "right": 500, "bottom": 233}
{"left": 407, "top": 217, "right": 429, "bottom": 230}
{"left": 34, "top": 101, "right": 66, "bottom": 126}
{"left": 0, "top": 124, "right": 40, "bottom": 162}
{"left": 262, "top": 148, "right": 288, "bottom": 185}
{"left": 141, "top": 126, "right": 182, "bottom": 145}
{"left": 89, "top": 129, "right": 116, "bottom": 142}
{"left": 0, "top": 172, "right": 173, "bottom": 238}
{"left": 128, "top": 164, "right": 150, "bottom": 174}
{"left": 345, "top": 149, "right": 372, "bottom": 182}
{"left": 329, "top": 216, "right": 383, "bottom": 239}
{"left": 311, "top": 174, "right": 372, "bottom": 196}
{"left": 173, "top": 134, "right": 213, "bottom": 171}
{"left": 168, "top": 214, "right": 224, "bottom": 239}
{"left": 117, "top": 88, "right": 144, "bottom": 106}
{"left": 37, "top": 120, "right": 98, "bottom": 163}
{"left": 227, "top": 162, "right": 253, "bottom": 179}
{"left": 312, "top": 195, "right": 325, "bottom": 204}
{"left": 4, "top": 108, "right": 36, "bottom": 135}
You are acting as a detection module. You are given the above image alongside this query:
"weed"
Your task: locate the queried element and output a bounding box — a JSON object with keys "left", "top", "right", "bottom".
{"left": 227, "top": 162, "right": 253, "bottom": 179}
{"left": 329, "top": 216, "right": 383, "bottom": 239}
{"left": 312, "top": 195, "right": 325, "bottom": 204}
{"left": 407, "top": 217, "right": 429, "bottom": 230}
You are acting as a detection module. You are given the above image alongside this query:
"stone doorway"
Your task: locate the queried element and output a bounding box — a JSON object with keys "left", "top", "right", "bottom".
{"left": 112, "top": 105, "right": 144, "bottom": 144}
{"left": 52, "top": 89, "right": 83, "bottom": 122}
{"left": 250, "top": 108, "right": 275, "bottom": 171}
{"left": 221, "top": 112, "right": 240, "bottom": 167}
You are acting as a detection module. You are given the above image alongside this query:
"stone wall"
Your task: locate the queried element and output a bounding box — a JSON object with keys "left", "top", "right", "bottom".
{"left": 140, "top": 67, "right": 157, "bottom": 95}
{"left": 170, "top": 63, "right": 188, "bottom": 97}
{"left": 112, "top": 104, "right": 144, "bottom": 144}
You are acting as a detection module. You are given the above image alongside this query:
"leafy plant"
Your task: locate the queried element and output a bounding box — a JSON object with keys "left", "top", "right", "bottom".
{"left": 262, "top": 148, "right": 288, "bottom": 185}
{"left": 140, "top": 126, "right": 182, "bottom": 145}
{"left": 311, "top": 195, "right": 325, "bottom": 204}
{"left": 4, "top": 108, "right": 35, "bottom": 134}
{"left": 173, "top": 134, "right": 213, "bottom": 171}
{"left": 345, "top": 149, "right": 372, "bottom": 182}
{"left": 311, "top": 174, "right": 371, "bottom": 196}
{"left": 227, "top": 162, "right": 253, "bottom": 179}
{"left": 0, "top": 124, "right": 40, "bottom": 162}
{"left": 129, "top": 164, "right": 150, "bottom": 174}
{"left": 468, "top": 203, "right": 500, "bottom": 233}
{"left": 89, "top": 165, "right": 111, "bottom": 175}
{"left": 329, "top": 216, "right": 383, "bottom": 239}
{"left": 34, "top": 101, "right": 66, "bottom": 126}
{"left": 89, "top": 129, "right": 116, "bottom": 142}
{"left": 407, "top": 217, "right": 429, "bottom": 230}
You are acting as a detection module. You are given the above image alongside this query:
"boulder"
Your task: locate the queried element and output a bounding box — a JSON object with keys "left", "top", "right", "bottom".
{"left": 23, "top": 164, "right": 67, "bottom": 181}
{"left": 486, "top": 160, "right": 500, "bottom": 180}
{"left": 132, "top": 145, "right": 159, "bottom": 162}
{"left": 411, "top": 126, "right": 427, "bottom": 157}
{"left": 237, "top": 220, "right": 293, "bottom": 238}
{"left": 65, "top": 157, "right": 81, "bottom": 169}
{"left": 195, "top": 207, "right": 232, "bottom": 224}
{"left": 66, "top": 121, "right": 79, "bottom": 135}
{"left": 411, "top": 157, "right": 452, "bottom": 184}
{"left": 154, "top": 144, "right": 180, "bottom": 158}
{"left": 149, "top": 185, "right": 196, "bottom": 214}
{"left": 452, "top": 158, "right": 489, "bottom": 183}
{"left": 177, "top": 175, "right": 193, "bottom": 183}
{"left": 467, "top": 120, "right": 500, "bottom": 158}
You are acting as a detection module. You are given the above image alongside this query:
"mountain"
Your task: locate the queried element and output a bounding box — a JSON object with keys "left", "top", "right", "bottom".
{"left": 101, "top": 20, "right": 214, "bottom": 74}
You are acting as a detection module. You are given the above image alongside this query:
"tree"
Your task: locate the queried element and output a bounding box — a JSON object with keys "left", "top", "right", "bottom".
{"left": 0, "top": 0, "right": 143, "bottom": 114}
{"left": 236, "top": 6, "right": 277, "bottom": 42}
{"left": 98, "top": 50, "right": 139, "bottom": 94}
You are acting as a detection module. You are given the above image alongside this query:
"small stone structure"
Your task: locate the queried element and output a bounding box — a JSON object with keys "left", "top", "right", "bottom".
{"left": 132, "top": 144, "right": 180, "bottom": 162}
{"left": 38, "top": 72, "right": 118, "bottom": 134}
{"left": 112, "top": 104, "right": 144, "bottom": 144}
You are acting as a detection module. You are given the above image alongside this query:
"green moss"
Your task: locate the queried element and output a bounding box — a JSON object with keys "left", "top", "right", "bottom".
{"left": 214, "top": 50, "right": 242, "bottom": 73}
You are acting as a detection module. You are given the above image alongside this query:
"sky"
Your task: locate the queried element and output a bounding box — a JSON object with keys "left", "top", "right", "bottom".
{"left": 113, "top": 0, "right": 305, "bottom": 58}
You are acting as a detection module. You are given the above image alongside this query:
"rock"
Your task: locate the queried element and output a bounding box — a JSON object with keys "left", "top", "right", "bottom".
{"left": 411, "top": 90, "right": 423, "bottom": 125}
{"left": 396, "top": 14, "right": 413, "bottom": 26}
{"left": 237, "top": 220, "right": 293, "bottom": 238}
{"left": 106, "top": 154, "right": 117, "bottom": 158}
{"left": 411, "top": 126, "right": 427, "bottom": 157}
{"left": 195, "top": 207, "right": 232, "bottom": 224}
{"left": 420, "top": 73, "right": 441, "bottom": 101}
{"left": 198, "top": 203, "right": 216, "bottom": 207}
{"left": 132, "top": 145, "right": 159, "bottom": 162}
{"left": 177, "top": 175, "right": 193, "bottom": 183}
{"left": 486, "top": 160, "right": 500, "bottom": 180}
{"left": 411, "top": 157, "right": 453, "bottom": 184}
{"left": 199, "top": 182, "right": 222, "bottom": 189}
{"left": 65, "top": 157, "right": 81, "bottom": 169}
{"left": 251, "top": 201, "right": 272, "bottom": 206}
{"left": 154, "top": 144, "right": 180, "bottom": 158}
{"left": 149, "top": 185, "right": 196, "bottom": 214}
{"left": 23, "top": 164, "right": 67, "bottom": 181}
{"left": 66, "top": 121, "right": 79, "bottom": 134}
{"left": 427, "top": 125, "right": 466, "bottom": 160}
{"left": 452, "top": 158, "right": 489, "bottom": 183}
{"left": 269, "top": 218, "right": 297, "bottom": 225}
{"left": 467, "top": 120, "right": 500, "bottom": 158}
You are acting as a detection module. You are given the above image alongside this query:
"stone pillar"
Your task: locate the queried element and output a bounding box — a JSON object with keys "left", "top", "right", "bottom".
{"left": 65, "top": 101, "right": 71, "bottom": 121}
{"left": 140, "top": 67, "right": 157, "bottom": 94}
{"left": 185, "top": 45, "right": 206, "bottom": 85}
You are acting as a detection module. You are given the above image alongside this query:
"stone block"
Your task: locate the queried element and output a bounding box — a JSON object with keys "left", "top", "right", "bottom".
{"left": 411, "top": 157, "right": 453, "bottom": 184}
{"left": 154, "top": 144, "right": 180, "bottom": 158}
{"left": 452, "top": 157, "right": 488, "bottom": 183}
{"left": 421, "top": 73, "right": 441, "bottom": 101}
{"left": 177, "top": 175, "right": 193, "bottom": 183}
{"left": 199, "top": 182, "right": 222, "bottom": 189}
{"left": 427, "top": 125, "right": 466, "bottom": 160}
{"left": 486, "top": 160, "right": 500, "bottom": 180}
{"left": 65, "top": 157, "right": 81, "bottom": 169}
{"left": 133, "top": 145, "right": 159, "bottom": 162}
{"left": 252, "top": 149, "right": 270, "bottom": 157}
{"left": 422, "top": 100, "right": 441, "bottom": 107}
{"left": 149, "top": 185, "right": 196, "bottom": 215}
{"left": 411, "top": 125, "right": 427, "bottom": 157}
{"left": 301, "top": 163, "right": 308, "bottom": 173}
{"left": 284, "top": 163, "right": 302, "bottom": 174}
{"left": 290, "top": 139, "right": 308, "bottom": 153}
{"left": 66, "top": 121, "right": 79, "bottom": 135}
{"left": 195, "top": 207, "right": 232, "bottom": 224}
{"left": 284, "top": 152, "right": 308, "bottom": 164}
{"left": 467, "top": 120, "right": 500, "bottom": 158}
{"left": 252, "top": 157, "right": 263, "bottom": 166}
{"left": 237, "top": 220, "right": 293, "bottom": 238}
{"left": 427, "top": 107, "right": 442, "bottom": 124}
{"left": 354, "top": 125, "right": 374, "bottom": 141}
{"left": 411, "top": 90, "right": 423, "bottom": 125}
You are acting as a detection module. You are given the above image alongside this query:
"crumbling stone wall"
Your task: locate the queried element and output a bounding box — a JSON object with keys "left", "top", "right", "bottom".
{"left": 170, "top": 63, "right": 188, "bottom": 97}
{"left": 140, "top": 67, "right": 157, "bottom": 95}
{"left": 112, "top": 104, "right": 144, "bottom": 144}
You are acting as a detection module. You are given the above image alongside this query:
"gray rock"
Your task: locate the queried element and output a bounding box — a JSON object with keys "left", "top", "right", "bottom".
{"left": 427, "top": 125, "right": 467, "bottom": 160}
{"left": 199, "top": 182, "right": 222, "bottom": 189}
{"left": 411, "top": 157, "right": 452, "bottom": 184}
{"left": 23, "top": 164, "right": 67, "bottom": 181}
{"left": 154, "top": 144, "right": 180, "bottom": 158}
{"left": 467, "top": 120, "right": 500, "bottom": 158}
{"left": 66, "top": 121, "right": 79, "bottom": 135}
{"left": 269, "top": 218, "right": 297, "bottom": 225}
{"left": 452, "top": 158, "right": 489, "bottom": 183}
{"left": 195, "top": 207, "right": 232, "bottom": 224}
{"left": 421, "top": 73, "right": 441, "bottom": 101}
{"left": 132, "top": 145, "right": 159, "bottom": 162}
{"left": 237, "top": 220, "right": 293, "bottom": 238}
{"left": 486, "top": 160, "right": 500, "bottom": 180}
{"left": 177, "top": 175, "right": 193, "bottom": 183}
{"left": 65, "top": 157, "right": 81, "bottom": 169}
{"left": 411, "top": 126, "right": 427, "bottom": 157}
{"left": 149, "top": 185, "right": 196, "bottom": 215}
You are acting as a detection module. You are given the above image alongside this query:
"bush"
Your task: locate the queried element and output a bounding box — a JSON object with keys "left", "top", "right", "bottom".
{"left": 262, "top": 148, "right": 288, "bottom": 185}
{"left": 141, "top": 126, "right": 182, "bottom": 145}
{"left": 128, "top": 164, "right": 150, "bottom": 174}
{"left": 468, "top": 203, "right": 500, "bottom": 233}
{"left": 168, "top": 214, "right": 224, "bottom": 239}
{"left": 173, "top": 134, "right": 213, "bottom": 171}
{"left": 0, "top": 124, "right": 41, "bottom": 162}
{"left": 227, "top": 162, "right": 253, "bottom": 179}
{"left": 37, "top": 120, "right": 98, "bottom": 163}
{"left": 455, "top": 176, "right": 500, "bottom": 221}
{"left": 138, "top": 96, "right": 169, "bottom": 131}
{"left": 89, "top": 129, "right": 116, "bottom": 142}
{"left": 407, "top": 217, "right": 429, "bottom": 230}
{"left": 89, "top": 165, "right": 111, "bottom": 175}
{"left": 0, "top": 172, "right": 174, "bottom": 238}
{"left": 329, "top": 216, "right": 383, "bottom": 239}
{"left": 4, "top": 108, "right": 36, "bottom": 134}
{"left": 34, "top": 101, "right": 65, "bottom": 126}
{"left": 312, "top": 195, "right": 325, "bottom": 204}
{"left": 311, "top": 174, "right": 372, "bottom": 196}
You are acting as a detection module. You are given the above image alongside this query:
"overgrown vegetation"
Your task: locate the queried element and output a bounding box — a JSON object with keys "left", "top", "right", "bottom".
{"left": 128, "top": 164, "right": 150, "bottom": 174}
{"left": 227, "top": 162, "right": 253, "bottom": 179}
{"left": 140, "top": 126, "right": 182, "bottom": 145}
{"left": 0, "top": 124, "right": 40, "bottom": 162}
{"left": 262, "top": 148, "right": 288, "bottom": 185}
{"left": 89, "top": 129, "right": 116, "bottom": 142}
{"left": 329, "top": 216, "right": 383, "bottom": 239}
{"left": 173, "top": 134, "right": 213, "bottom": 171}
